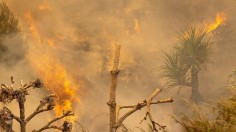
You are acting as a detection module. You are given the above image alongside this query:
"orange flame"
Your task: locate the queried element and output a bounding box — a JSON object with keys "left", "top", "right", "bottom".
{"left": 24, "top": 11, "right": 41, "bottom": 43}
{"left": 207, "top": 12, "right": 226, "bottom": 33}
{"left": 24, "top": 11, "right": 78, "bottom": 122}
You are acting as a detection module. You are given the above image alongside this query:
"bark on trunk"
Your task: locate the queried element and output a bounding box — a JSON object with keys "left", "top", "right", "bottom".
{"left": 108, "top": 45, "right": 120, "bottom": 132}
{"left": 109, "top": 71, "right": 118, "bottom": 132}
{"left": 19, "top": 96, "right": 26, "bottom": 132}
{"left": 190, "top": 68, "right": 202, "bottom": 102}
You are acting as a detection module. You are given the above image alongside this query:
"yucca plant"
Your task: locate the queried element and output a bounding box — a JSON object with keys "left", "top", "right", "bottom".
{"left": 160, "top": 50, "right": 190, "bottom": 90}
{"left": 160, "top": 26, "right": 213, "bottom": 102}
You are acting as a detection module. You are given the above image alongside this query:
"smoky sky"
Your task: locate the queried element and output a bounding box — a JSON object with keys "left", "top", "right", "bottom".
{"left": 0, "top": 0, "right": 235, "bottom": 131}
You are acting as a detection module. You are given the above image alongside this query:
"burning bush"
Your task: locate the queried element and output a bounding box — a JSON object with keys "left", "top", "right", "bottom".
{"left": 0, "top": 77, "right": 74, "bottom": 132}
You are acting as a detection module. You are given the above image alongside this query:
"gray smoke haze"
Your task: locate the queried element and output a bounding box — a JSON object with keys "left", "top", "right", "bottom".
{"left": 0, "top": 0, "right": 235, "bottom": 131}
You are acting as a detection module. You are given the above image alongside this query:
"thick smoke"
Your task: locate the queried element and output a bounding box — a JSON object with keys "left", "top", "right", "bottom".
{"left": 0, "top": 0, "right": 235, "bottom": 131}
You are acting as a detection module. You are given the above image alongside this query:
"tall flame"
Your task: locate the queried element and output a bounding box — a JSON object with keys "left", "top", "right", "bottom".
{"left": 207, "top": 12, "right": 226, "bottom": 33}
{"left": 24, "top": 11, "right": 78, "bottom": 121}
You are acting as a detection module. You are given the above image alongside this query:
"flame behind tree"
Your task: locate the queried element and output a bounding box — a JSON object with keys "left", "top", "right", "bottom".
{"left": 23, "top": 11, "right": 78, "bottom": 122}
{"left": 207, "top": 12, "right": 227, "bottom": 33}
{"left": 0, "top": 78, "right": 74, "bottom": 132}
{"left": 31, "top": 56, "right": 78, "bottom": 119}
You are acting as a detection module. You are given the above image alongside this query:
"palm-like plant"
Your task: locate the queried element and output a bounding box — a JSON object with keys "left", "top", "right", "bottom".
{"left": 175, "top": 27, "right": 212, "bottom": 71}
{"left": 160, "top": 50, "right": 190, "bottom": 90}
{"left": 160, "top": 26, "right": 213, "bottom": 102}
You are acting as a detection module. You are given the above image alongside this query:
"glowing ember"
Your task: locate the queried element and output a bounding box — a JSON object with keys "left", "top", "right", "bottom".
{"left": 207, "top": 12, "right": 226, "bottom": 33}
{"left": 23, "top": 11, "right": 78, "bottom": 122}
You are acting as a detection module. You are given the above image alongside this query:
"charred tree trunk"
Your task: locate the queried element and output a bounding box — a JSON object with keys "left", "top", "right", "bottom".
{"left": 18, "top": 94, "right": 26, "bottom": 132}
{"left": 190, "top": 68, "right": 202, "bottom": 102}
{"left": 108, "top": 44, "right": 120, "bottom": 132}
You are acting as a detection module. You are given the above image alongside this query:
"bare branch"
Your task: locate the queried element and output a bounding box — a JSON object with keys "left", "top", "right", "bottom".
{"left": 153, "top": 121, "right": 166, "bottom": 131}
{"left": 116, "top": 98, "right": 173, "bottom": 123}
{"left": 147, "top": 88, "right": 162, "bottom": 102}
{"left": 107, "top": 45, "right": 173, "bottom": 131}
{"left": 3, "top": 107, "right": 21, "bottom": 123}
{"left": 0, "top": 107, "right": 14, "bottom": 132}
{"left": 22, "top": 79, "right": 43, "bottom": 90}
{"left": 33, "top": 111, "right": 74, "bottom": 132}
{"left": 26, "top": 94, "right": 56, "bottom": 123}
{"left": 138, "top": 88, "right": 169, "bottom": 131}
{"left": 37, "top": 125, "right": 63, "bottom": 131}
{"left": 1, "top": 78, "right": 75, "bottom": 132}
{"left": 115, "top": 87, "right": 173, "bottom": 128}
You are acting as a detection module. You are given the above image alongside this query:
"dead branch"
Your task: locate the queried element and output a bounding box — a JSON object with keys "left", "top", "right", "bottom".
{"left": 0, "top": 77, "right": 74, "bottom": 132}
{"left": 153, "top": 121, "right": 166, "bottom": 131}
{"left": 115, "top": 88, "right": 173, "bottom": 130}
{"left": 139, "top": 88, "right": 166, "bottom": 131}
{"left": 118, "top": 98, "right": 174, "bottom": 110}
{"left": 0, "top": 78, "right": 42, "bottom": 104}
{"left": 108, "top": 44, "right": 121, "bottom": 132}
{"left": 21, "top": 79, "right": 43, "bottom": 90}
{"left": 106, "top": 45, "right": 173, "bottom": 131}
{"left": 3, "top": 107, "right": 21, "bottom": 123}
{"left": 0, "top": 107, "right": 14, "bottom": 132}
{"left": 116, "top": 98, "right": 173, "bottom": 124}
{"left": 26, "top": 94, "right": 56, "bottom": 123}
{"left": 32, "top": 111, "right": 74, "bottom": 132}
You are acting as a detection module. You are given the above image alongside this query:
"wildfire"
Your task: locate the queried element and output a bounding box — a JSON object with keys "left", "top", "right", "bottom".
{"left": 24, "top": 11, "right": 78, "bottom": 122}
{"left": 39, "top": 59, "right": 77, "bottom": 118}
{"left": 207, "top": 12, "right": 226, "bottom": 33}
{"left": 24, "top": 11, "right": 41, "bottom": 43}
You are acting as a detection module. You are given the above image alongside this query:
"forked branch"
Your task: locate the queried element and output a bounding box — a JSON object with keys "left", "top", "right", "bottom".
{"left": 32, "top": 111, "right": 74, "bottom": 132}
{"left": 108, "top": 44, "right": 173, "bottom": 132}
{"left": 115, "top": 88, "right": 173, "bottom": 130}
{"left": 26, "top": 94, "right": 56, "bottom": 123}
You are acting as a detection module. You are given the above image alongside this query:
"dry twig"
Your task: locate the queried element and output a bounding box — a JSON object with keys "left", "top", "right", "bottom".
{"left": 32, "top": 111, "right": 74, "bottom": 132}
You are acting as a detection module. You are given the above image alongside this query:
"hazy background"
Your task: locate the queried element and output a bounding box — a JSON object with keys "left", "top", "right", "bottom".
{"left": 0, "top": 0, "right": 236, "bottom": 131}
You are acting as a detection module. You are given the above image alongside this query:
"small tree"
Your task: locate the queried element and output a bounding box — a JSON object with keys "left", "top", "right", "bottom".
{"left": 160, "top": 26, "right": 213, "bottom": 102}
{"left": 0, "top": 1, "right": 25, "bottom": 65}
{"left": 0, "top": 2, "right": 19, "bottom": 35}
{"left": 0, "top": 77, "right": 74, "bottom": 132}
{"left": 108, "top": 44, "right": 173, "bottom": 132}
